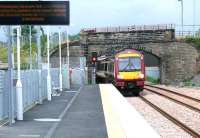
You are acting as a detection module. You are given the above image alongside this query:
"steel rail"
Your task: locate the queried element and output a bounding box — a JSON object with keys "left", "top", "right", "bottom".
{"left": 145, "top": 84, "right": 200, "bottom": 103}
{"left": 140, "top": 95, "right": 200, "bottom": 138}
{"left": 144, "top": 87, "right": 200, "bottom": 113}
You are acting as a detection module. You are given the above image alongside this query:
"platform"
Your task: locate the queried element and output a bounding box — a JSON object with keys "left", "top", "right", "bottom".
{"left": 0, "top": 84, "right": 160, "bottom": 138}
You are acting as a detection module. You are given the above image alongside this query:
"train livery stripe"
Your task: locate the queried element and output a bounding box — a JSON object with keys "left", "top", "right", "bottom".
{"left": 99, "top": 85, "right": 126, "bottom": 138}
{"left": 117, "top": 53, "right": 141, "bottom": 58}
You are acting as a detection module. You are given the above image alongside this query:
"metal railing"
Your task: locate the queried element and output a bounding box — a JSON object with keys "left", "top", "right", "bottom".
{"left": 175, "top": 31, "right": 200, "bottom": 38}
{"left": 81, "top": 24, "right": 175, "bottom": 33}
{"left": 81, "top": 24, "right": 200, "bottom": 38}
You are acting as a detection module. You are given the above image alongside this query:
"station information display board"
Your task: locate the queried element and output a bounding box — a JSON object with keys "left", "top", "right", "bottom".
{"left": 0, "top": 1, "right": 70, "bottom": 25}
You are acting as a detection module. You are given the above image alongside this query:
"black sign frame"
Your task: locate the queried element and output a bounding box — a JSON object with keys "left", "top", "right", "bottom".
{"left": 0, "top": 1, "right": 70, "bottom": 25}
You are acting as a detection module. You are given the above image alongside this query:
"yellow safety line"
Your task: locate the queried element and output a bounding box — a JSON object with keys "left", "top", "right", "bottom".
{"left": 99, "top": 85, "right": 126, "bottom": 138}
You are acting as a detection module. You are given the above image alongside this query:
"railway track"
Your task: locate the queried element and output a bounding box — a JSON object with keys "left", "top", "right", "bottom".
{"left": 139, "top": 95, "right": 200, "bottom": 138}
{"left": 144, "top": 85, "right": 200, "bottom": 113}
{"left": 145, "top": 84, "right": 200, "bottom": 103}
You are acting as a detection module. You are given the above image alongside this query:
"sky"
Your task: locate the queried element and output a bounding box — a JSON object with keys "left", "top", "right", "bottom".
{"left": 0, "top": 0, "right": 200, "bottom": 40}
{"left": 68, "top": 0, "right": 200, "bottom": 34}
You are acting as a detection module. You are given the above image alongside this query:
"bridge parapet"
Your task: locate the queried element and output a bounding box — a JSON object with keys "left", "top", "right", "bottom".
{"left": 81, "top": 24, "right": 175, "bottom": 33}
{"left": 81, "top": 25, "right": 175, "bottom": 48}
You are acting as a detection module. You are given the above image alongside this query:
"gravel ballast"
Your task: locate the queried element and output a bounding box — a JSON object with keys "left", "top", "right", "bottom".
{"left": 154, "top": 85, "right": 200, "bottom": 100}
{"left": 142, "top": 90, "right": 200, "bottom": 135}
{"left": 127, "top": 96, "right": 192, "bottom": 138}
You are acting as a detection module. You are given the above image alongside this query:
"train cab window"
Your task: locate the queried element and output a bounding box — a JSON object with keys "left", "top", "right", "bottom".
{"left": 118, "top": 57, "right": 141, "bottom": 72}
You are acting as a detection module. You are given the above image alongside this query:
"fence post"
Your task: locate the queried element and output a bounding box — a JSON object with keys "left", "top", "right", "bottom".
{"left": 46, "top": 27, "right": 52, "bottom": 101}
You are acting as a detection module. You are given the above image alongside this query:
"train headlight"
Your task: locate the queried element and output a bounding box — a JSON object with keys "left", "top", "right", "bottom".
{"left": 139, "top": 73, "right": 144, "bottom": 79}
{"left": 117, "top": 75, "right": 124, "bottom": 79}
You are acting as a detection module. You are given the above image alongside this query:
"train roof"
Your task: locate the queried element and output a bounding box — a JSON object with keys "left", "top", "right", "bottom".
{"left": 97, "top": 49, "right": 142, "bottom": 61}
{"left": 97, "top": 55, "right": 114, "bottom": 63}
{"left": 117, "top": 49, "right": 141, "bottom": 54}
{"left": 115, "top": 49, "right": 142, "bottom": 58}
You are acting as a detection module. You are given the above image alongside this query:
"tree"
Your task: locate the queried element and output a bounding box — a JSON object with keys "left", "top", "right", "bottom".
{"left": 13, "top": 25, "right": 36, "bottom": 38}
{"left": 40, "top": 27, "right": 47, "bottom": 56}
{"left": 69, "top": 33, "right": 80, "bottom": 41}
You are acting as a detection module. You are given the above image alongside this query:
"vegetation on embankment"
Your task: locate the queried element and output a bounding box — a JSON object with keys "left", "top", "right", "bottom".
{"left": 0, "top": 26, "right": 38, "bottom": 68}
{"left": 0, "top": 47, "right": 8, "bottom": 63}
{"left": 0, "top": 43, "right": 38, "bottom": 69}
{"left": 69, "top": 33, "right": 80, "bottom": 41}
{"left": 146, "top": 76, "right": 160, "bottom": 84}
{"left": 0, "top": 27, "right": 80, "bottom": 69}
{"left": 184, "top": 37, "right": 200, "bottom": 49}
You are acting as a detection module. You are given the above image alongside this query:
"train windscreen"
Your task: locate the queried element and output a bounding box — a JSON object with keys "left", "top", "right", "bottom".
{"left": 118, "top": 57, "right": 141, "bottom": 72}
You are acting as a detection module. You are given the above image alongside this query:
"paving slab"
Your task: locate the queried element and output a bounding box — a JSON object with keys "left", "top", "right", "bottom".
{"left": 0, "top": 85, "right": 108, "bottom": 138}
{"left": 0, "top": 91, "right": 76, "bottom": 138}
{"left": 51, "top": 85, "right": 108, "bottom": 138}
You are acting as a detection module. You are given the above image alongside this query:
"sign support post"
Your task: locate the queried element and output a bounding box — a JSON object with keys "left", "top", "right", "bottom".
{"left": 16, "top": 26, "right": 23, "bottom": 120}
{"left": 7, "top": 26, "right": 15, "bottom": 125}
{"left": 47, "top": 27, "right": 51, "bottom": 101}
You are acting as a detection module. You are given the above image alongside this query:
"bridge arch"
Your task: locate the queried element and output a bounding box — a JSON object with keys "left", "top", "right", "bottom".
{"left": 83, "top": 40, "right": 198, "bottom": 84}
{"left": 97, "top": 46, "right": 162, "bottom": 83}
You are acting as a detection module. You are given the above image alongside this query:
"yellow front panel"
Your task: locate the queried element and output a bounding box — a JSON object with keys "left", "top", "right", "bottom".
{"left": 119, "top": 71, "right": 141, "bottom": 80}
{"left": 117, "top": 53, "right": 141, "bottom": 58}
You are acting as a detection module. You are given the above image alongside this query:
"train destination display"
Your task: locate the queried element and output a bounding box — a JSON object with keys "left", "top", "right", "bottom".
{"left": 0, "top": 1, "right": 70, "bottom": 25}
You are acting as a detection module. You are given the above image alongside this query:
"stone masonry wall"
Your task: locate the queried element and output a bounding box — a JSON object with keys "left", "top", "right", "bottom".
{"left": 81, "top": 30, "right": 199, "bottom": 84}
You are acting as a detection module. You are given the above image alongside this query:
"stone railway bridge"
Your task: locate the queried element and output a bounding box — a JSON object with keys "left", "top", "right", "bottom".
{"left": 80, "top": 25, "right": 199, "bottom": 84}
{"left": 50, "top": 25, "right": 199, "bottom": 84}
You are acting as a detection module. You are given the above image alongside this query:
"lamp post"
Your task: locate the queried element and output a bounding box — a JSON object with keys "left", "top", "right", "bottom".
{"left": 193, "top": 0, "right": 196, "bottom": 36}
{"left": 178, "top": 0, "right": 184, "bottom": 36}
{"left": 47, "top": 27, "right": 52, "bottom": 101}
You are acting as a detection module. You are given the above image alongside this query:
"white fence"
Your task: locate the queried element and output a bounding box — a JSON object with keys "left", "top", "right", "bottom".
{"left": 0, "top": 66, "right": 87, "bottom": 121}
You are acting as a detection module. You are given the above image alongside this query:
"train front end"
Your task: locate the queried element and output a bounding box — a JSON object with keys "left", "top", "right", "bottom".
{"left": 114, "top": 50, "right": 145, "bottom": 94}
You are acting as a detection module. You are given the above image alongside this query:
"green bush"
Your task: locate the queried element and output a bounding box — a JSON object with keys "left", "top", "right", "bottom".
{"left": 183, "top": 80, "right": 195, "bottom": 86}
{"left": 146, "top": 76, "right": 160, "bottom": 84}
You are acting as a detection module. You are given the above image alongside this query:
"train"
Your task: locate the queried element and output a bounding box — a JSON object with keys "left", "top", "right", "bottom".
{"left": 96, "top": 49, "right": 145, "bottom": 95}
